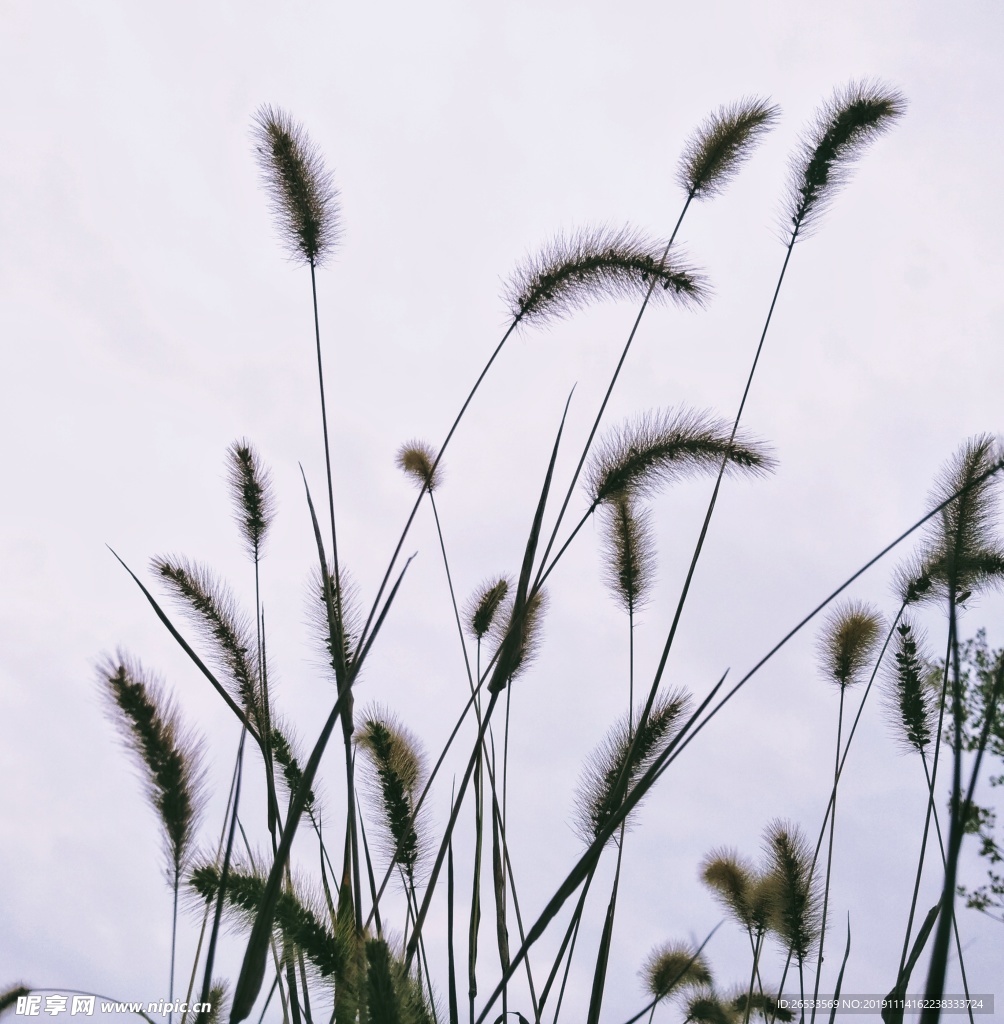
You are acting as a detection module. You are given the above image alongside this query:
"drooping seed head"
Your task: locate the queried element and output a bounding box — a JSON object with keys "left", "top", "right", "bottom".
{"left": 678, "top": 96, "right": 781, "bottom": 200}
{"left": 586, "top": 407, "right": 776, "bottom": 507}
{"left": 153, "top": 556, "right": 264, "bottom": 732}
{"left": 251, "top": 104, "right": 341, "bottom": 266}
{"left": 784, "top": 80, "right": 905, "bottom": 240}
{"left": 100, "top": 653, "right": 206, "bottom": 886}
{"left": 503, "top": 226, "right": 708, "bottom": 327}
{"left": 396, "top": 440, "right": 441, "bottom": 493}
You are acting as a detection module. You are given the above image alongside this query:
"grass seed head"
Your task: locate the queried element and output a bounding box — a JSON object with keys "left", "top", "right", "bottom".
{"left": 396, "top": 440, "right": 441, "bottom": 493}
{"left": 678, "top": 96, "right": 781, "bottom": 199}
{"left": 356, "top": 711, "right": 427, "bottom": 876}
{"left": 816, "top": 600, "right": 883, "bottom": 690}
{"left": 906, "top": 436, "right": 1004, "bottom": 604}
{"left": 784, "top": 80, "right": 905, "bottom": 240}
{"left": 600, "top": 495, "right": 656, "bottom": 614}
{"left": 881, "top": 617, "right": 937, "bottom": 754}
{"left": 464, "top": 576, "right": 511, "bottom": 641}
{"left": 251, "top": 104, "right": 341, "bottom": 266}
{"left": 576, "top": 689, "right": 691, "bottom": 844}
{"left": 100, "top": 653, "right": 206, "bottom": 886}
{"left": 700, "top": 849, "right": 758, "bottom": 929}
{"left": 503, "top": 225, "right": 708, "bottom": 327}
{"left": 226, "top": 439, "right": 277, "bottom": 561}
{"left": 643, "top": 941, "right": 713, "bottom": 999}
{"left": 586, "top": 407, "right": 776, "bottom": 507}
{"left": 762, "top": 819, "right": 823, "bottom": 962}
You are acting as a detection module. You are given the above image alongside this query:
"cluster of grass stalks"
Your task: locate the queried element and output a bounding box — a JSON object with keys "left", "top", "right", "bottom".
{"left": 6, "top": 81, "right": 1004, "bottom": 1024}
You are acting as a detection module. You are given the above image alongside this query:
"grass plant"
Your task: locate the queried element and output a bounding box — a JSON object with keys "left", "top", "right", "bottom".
{"left": 8, "top": 81, "right": 1004, "bottom": 1024}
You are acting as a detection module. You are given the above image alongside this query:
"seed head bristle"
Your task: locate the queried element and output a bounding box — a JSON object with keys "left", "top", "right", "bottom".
{"left": 100, "top": 653, "right": 206, "bottom": 886}
{"left": 464, "top": 576, "right": 511, "bottom": 641}
{"left": 600, "top": 495, "right": 656, "bottom": 614}
{"left": 586, "top": 407, "right": 776, "bottom": 507}
{"left": 784, "top": 80, "right": 905, "bottom": 239}
{"left": 881, "top": 617, "right": 936, "bottom": 755}
{"left": 816, "top": 601, "right": 883, "bottom": 690}
{"left": 251, "top": 104, "right": 341, "bottom": 266}
{"left": 153, "top": 556, "right": 264, "bottom": 731}
{"left": 678, "top": 96, "right": 781, "bottom": 199}
{"left": 503, "top": 226, "right": 709, "bottom": 327}
{"left": 396, "top": 441, "right": 441, "bottom": 493}
{"left": 226, "top": 439, "right": 277, "bottom": 562}
{"left": 575, "top": 689, "right": 691, "bottom": 844}
{"left": 762, "top": 819, "right": 823, "bottom": 962}
{"left": 356, "top": 710, "right": 427, "bottom": 876}
{"left": 642, "top": 941, "right": 712, "bottom": 999}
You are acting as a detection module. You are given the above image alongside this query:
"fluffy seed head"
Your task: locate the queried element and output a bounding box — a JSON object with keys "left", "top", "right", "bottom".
{"left": 784, "top": 80, "right": 905, "bottom": 239}
{"left": 100, "top": 653, "right": 206, "bottom": 885}
{"left": 816, "top": 601, "right": 883, "bottom": 690}
{"left": 464, "top": 576, "right": 510, "bottom": 641}
{"left": 575, "top": 689, "right": 691, "bottom": 844}
{"left": 488, "top": 587, "right": 548, "bottom": 683}
{"left": 356, "top": 710, "right": 427, "bottom": 876}
{"left": 762, "top": 819, "right": 823, "bottom": 962}
{"left": 586, "top": 407, "right": 776, "bottom": 507}
{"left": 900, "top": 436, "right": 1004, "bottom": 605}
{"left": 251, "top": 104, "right": 341, "bottom": 266}
{"left": 700, "top": 849, "right": 759, "bottom": 929}
{"left": 227, "top": 439, "right": 277, "bottom": 561}
{"left": 642, "top": 941, "right": 712, "bottom": 999}
{"left": 153, "top": 556, "right": 264, "bottom": 731}
{"left": 503, "top": 226, "right": 708, "bottom": 327}
{"left": 678, "top": 96, "right": 781, "bottom": 199}
{"left": 396, "top": 441, "right": 441, "bottom": 493}
{"left": 600, "top": 495, "right": 656, "bottom": 614}
{"left": 881, "top": 618, "right": 936, "bottom": 755}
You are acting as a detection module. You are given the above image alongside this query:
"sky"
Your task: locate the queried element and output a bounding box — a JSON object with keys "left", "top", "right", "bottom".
{"left": 1, "top": 1, "right": 1003, "bottom": 1021}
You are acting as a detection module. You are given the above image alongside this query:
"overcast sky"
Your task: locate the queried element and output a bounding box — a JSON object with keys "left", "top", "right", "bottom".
{"left": 2, "top": 2, "right": 1003, "bottom": 1021}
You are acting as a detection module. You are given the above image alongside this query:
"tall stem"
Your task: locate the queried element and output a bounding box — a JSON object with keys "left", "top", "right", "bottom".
{"left": 810, "top": 684, "right": 845, "bottom": 1024}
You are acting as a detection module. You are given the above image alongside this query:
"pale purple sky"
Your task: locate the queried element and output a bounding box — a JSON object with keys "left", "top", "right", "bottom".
{"left": 1, "top": 2, "right": 1002, "bottom": 1021}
